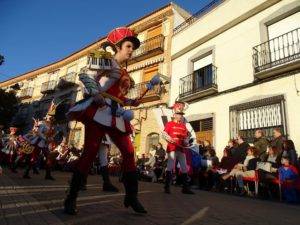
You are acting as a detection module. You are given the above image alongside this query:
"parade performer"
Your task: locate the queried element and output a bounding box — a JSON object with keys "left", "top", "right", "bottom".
{"left": 162, "top": 101, "right": 194, "bottom": 194}
{"left": 1, "top": 125, "right": 20, "bottom": 172}
{"left": 30, "top": 102, "right": 57, "bottom": 180}
{"left": 98, "top": 135, "right": 119, "bottom": 192}
{"left": 80, "top": 135, "right": 119, "bottom": 192}
{"left": 0, "top": 124, "right": 5, "bottom": 165}
{"left": 11, "top": 134, "right": 35, "bottom": 178}
{"left": 64, "top": 27, "right": 160, "bottom": 215}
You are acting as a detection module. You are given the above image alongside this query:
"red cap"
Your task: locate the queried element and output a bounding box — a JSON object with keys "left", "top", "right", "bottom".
{"left": 172, "top": 101, "right": 186, "bottom": 115}
{"left": 106, "top": 27, "right": 140, "bottom": 50}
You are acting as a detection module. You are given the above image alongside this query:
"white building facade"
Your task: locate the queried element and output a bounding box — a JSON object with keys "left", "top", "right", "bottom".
{"left": 170, "top": 0, "right": 300, "bottom": 156}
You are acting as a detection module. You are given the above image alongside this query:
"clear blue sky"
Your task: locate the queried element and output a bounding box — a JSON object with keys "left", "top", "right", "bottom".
{"left": 0, "top": 0, "right": 212, "bottom": 82}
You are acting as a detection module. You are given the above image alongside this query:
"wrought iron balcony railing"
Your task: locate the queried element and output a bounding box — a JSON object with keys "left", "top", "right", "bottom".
{"left": 19, "top": 87, "right": 34, "bottom": 99}
{"left": 57, "top": 72, "right": 77, "bottom": 89}
{"left": 126, "top": 81, "right": 162, "bottom": 103}
{"left": 131, "top": 34, "right": 164, "bottom": 59}
{"left": 179, "top": 64, "right": 217, "bottom": 100}
{"left": 253, "top": 27, "right": 300, "bottom": 73}
{"left": 41, "top": 80, "right": 57, "bottom": 94}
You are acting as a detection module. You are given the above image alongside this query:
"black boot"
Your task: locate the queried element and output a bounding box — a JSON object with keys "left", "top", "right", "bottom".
{"left": 101, "top": 166, "right": 119, "bottom": 192}
{"left": 182, "top": 173, "right": 194, "bottom": 194}
{"left": 45, "top": 168, "right": 55, "bottom": 180}
{"left": 123, "top": 171, "right": 147, "bottom": 214}
{"left": 64, "top": 171, "right": 84, "bottom": 215}
{"left": 164, "top": 171, "right": 172, "bottom": 194}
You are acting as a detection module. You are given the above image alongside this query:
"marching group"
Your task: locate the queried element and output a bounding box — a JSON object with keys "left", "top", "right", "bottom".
{"left": 0, "top": 26, "right": 299, "bottom": 218}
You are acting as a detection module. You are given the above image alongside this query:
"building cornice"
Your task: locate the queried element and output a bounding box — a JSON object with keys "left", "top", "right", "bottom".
{"left": 171, "top": 0, "right": 281, "bottom": 61}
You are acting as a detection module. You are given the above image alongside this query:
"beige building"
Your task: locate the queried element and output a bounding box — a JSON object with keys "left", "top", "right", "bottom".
{"left": 170, "top": 0, "right": 300, "bottom": 156}
{"left": 0, "top": 3, "right": 190, "bottom": 156}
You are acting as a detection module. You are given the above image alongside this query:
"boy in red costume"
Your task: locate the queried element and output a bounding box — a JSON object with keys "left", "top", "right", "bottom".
{"left": 162, "top": 101, "right": 194, "bottom": 194}
{"left": 64, "top": 27, "right": 147, "bottom": 214}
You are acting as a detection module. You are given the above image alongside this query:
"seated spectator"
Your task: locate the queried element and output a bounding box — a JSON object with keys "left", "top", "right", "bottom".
{"left": 227, "top": 139, "right": 238, "bottom": 157}
{"left": 282, "top": 140, "right": 299, "bottom": 169}
{"left": 232, "top": 135, "right": 250, "bottom": 164}
{"left": 223, "top": 146, "right": 259, "bottom": 195}
{"left": 278, "top": 156, "right": 299, "bottom": 203}
{"left": 155, "top": 143, "right": 166, "bottom": 160}
{"left": 271, "top": 128, "right": 285, "bottom": 155}
{"left": 254, "top": 129, "right": 269, "bottom": 160}
{"left": 198, "top": 145, "right": 219, "bottom": 190}
{"left": 213, "top": 147, "right": 236, "bottom": 191}
{"left": 257, "top": 146, "right": 281, "bottom": 199}
{"left": 197, "top": 140, "right": 205, "bottom": 156}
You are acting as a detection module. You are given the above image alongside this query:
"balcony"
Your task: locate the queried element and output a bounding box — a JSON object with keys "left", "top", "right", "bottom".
{"left": 179, "top": 64, "right": 217, "bottom": 102}
{"left": 57, "top": 72, "right": 77, "bottom": 89}
{"left": 41, "top": 80, "right": 57, "bottom": 94}
{"left": 126, "top": 81, "right": 162, "bottom": 103}
{"left": 253, "top": 28, "right": 300, "bottom": 79}
{"left": 19, "top": 87, "right": 34, "bottom": 99}
{"left": 129, "top": 35, "right": 164, "bottom": 63}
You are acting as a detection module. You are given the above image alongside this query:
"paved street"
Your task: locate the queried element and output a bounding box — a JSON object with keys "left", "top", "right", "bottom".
{"left": 0, "top": 168, "right": 299, "bottom": 225}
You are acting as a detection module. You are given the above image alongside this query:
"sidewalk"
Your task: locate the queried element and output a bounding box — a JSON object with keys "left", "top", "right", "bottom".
{"left": 1, "top": 168, "right": 300, "bottom": 225}
{"left": 0, "top": 171, "right": 64, "bottom": 225}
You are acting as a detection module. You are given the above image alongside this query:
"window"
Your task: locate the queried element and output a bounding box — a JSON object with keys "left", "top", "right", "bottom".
{"left": 190, "top": 120, "right": 200, "bottom": 132}
{"left": 193, "top": 53, "right": 214, "bottom": 89}
{"left": 190, "top": 118, "right": 213, "bottom": 133}
{"left": 229, "top": 95, "right": 287, "bottom": 143}
{"left": 147, "top": 25, "right": 162, "bottom": 39}
{"left": 143, "top": 65, "right": 158, "bottom": 82}
{"left": 193, "top": 54, "right": 212, "bottom": 71}
{"left": 267, "top": 12, "right": 300, "bottom": 64}
{"left": 267, "top": 12, "right": 300, "bottom": 40}
{"left": 190, "top": 118, "right": 214, "bottom": 145}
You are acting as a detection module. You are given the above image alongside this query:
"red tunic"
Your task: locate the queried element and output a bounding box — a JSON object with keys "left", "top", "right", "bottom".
{"left": 164, "top": 121, "right": 188, "bottom": 152}
{"left": 106, "top": 69, "right": 131, "bottom": 101}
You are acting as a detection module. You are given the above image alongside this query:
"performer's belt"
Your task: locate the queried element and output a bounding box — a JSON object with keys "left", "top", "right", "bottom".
{"left": 101, "top": 92, "right": 124, "bottom": 106}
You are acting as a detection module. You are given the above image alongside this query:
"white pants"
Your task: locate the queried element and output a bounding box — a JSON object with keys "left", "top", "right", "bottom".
{"left": 166, "top": 151, "right": 188, "bottom": 173}
{"left": 98, "top": 144, "right": 108, "bottom": 167}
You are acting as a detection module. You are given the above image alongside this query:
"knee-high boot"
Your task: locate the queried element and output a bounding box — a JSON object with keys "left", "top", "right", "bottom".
{"left": 123, "top": 171, "right": 147, "bottom": 214}
{"left": 64, "top": 171, "right": 85, "bottom": 215}
{"left": 101, "top": 166, "right": 119, "bottom": 192}
{"left": 164, "top": 171, "right": 172, "bottom": 194}
{"left": 182, "top": 173, "right": 194, "bottom": 194}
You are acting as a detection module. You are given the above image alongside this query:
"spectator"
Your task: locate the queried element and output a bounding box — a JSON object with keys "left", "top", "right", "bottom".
{"left": 144, "top": 151, "right": 156, "bottom": 168}
{"left": 155, "top": 143, "right": 166, "bottom": 160}
{"left": 198, "top": 143, "right": 219, "bottom": 190}
{"left": 278, "top": 156, "right": 299, "bottom": 203}
{"left": 282, "top": 140, "right": 299, "bottom": 168}
{"left": 197, "top": 140, "right": 205, "bottom": 156}
{"left": 232, "top": 135, "right": 250, "bottom": 164}
{"left": 254, "top": 129, "right": 269, "bottom": 160}
{"left": 202, "top": 140, "right": 215, "bottom": 159}
{"left": 227, "top": 139, "right": 238, "bottom": 156}
{"left": 223, "top": 147, "right": 260, "bottom": 195}
{"left": 212, "top": 148, "right": 236, "bottom": 191}
{"left": 257, "top": 146, "right": 281, "bottom": 199}
{"left": 271, "top": 128, "right": 285, "bottom": 155}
